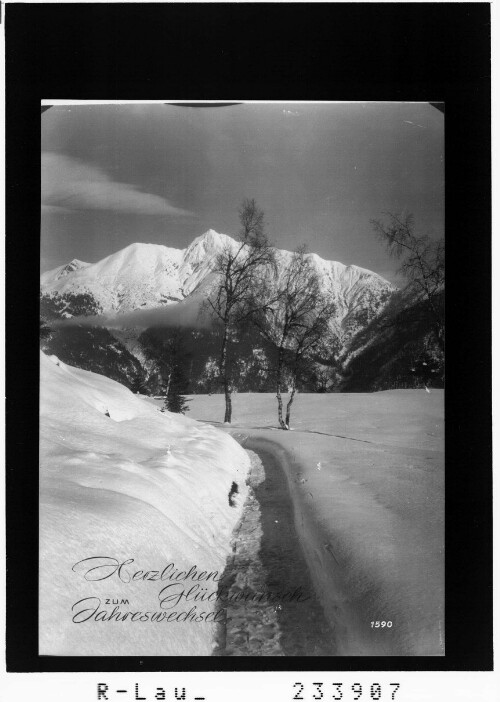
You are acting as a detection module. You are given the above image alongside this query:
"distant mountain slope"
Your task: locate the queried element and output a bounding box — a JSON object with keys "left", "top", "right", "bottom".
{"left": 40, "top": 293, "right": 146, "bottom": 391}
{"left": 341, "top": 290, "right": 445, "bottom": 391}
{"left": 41, "top": 258, "right": 90, "bottom": 284}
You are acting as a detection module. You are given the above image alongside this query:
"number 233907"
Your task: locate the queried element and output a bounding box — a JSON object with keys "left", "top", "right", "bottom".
{"left": 293, "top": 682, "right": 400, "bottom": 700}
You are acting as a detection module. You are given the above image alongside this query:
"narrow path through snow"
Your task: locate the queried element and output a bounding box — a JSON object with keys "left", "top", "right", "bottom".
{"left": 214, "top": 448, "right": 336, "bottom": 656}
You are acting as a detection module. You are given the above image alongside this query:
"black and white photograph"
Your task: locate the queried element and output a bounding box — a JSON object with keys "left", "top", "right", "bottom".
{"left": 39, "top": 101, "right": 445, "bottom": 658}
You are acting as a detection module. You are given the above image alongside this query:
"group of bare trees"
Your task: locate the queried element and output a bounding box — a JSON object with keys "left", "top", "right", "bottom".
{"left": 253, "top": 247, "right": 337, "bottom": 429}
{"left": 200, "top": 202, "right": 444, "bottom": 425}
{"left": 206, "top": 199, "right": 337, "bottom": 428}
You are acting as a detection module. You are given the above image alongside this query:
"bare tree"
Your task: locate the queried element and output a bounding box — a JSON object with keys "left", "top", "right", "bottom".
{"left": 206, "top": 199, "right": 276, "bottom": 423}
{"left": 255, "top": 246, "right": 337, "bottom": 429}
{"left": 370, "top": 212, "right": 444, "bottom": 350}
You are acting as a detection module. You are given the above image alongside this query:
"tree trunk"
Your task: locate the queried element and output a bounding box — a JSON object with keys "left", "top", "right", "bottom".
{"left": 276, "top": 346, "right": 287, "bottom": 429}
{"left": 165, "top": 371, "right": 172, "bottom": 397}
{"left": 224, "top": 380, "right": 232, "bottom": 423}
{"left": 434, "top": 322, "right": 445, "bottom": 353}
{"left": 220, "top": 322, "right": 232, "bottom": 423}
{"left": 285, "top": 376, "right": 296, "bottom": 428}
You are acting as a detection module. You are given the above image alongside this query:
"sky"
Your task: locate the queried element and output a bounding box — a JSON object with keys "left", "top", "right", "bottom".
{"left": 41, "top": 102, "right": 444, "bottom": 283}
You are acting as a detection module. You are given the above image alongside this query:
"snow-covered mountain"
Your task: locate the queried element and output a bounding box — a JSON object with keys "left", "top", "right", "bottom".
{"left": 40, "top": 231, "right": 398, "bottom": 392}
{"left": 41, "top": 230, "right": 396, "bottom": 338}
{"left": 40, "top": 231, "right": 228, "bottom": 313}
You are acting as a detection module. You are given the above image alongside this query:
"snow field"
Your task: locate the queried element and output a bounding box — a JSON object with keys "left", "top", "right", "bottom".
{"left": 39, "top": 356, "right": 443, "bottom": 657}
{"left": 187, "top": 390, "right": 444, "bottom": 656}
{"left": 39, "top": 353, "right": 250, "bottom": 655}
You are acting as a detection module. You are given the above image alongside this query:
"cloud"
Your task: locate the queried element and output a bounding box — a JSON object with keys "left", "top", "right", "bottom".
{"left": 54, "top": 297, "right": 213, "bottom": 331}
{"left": 41, "top": 152, "right": 192, "bottom": 216}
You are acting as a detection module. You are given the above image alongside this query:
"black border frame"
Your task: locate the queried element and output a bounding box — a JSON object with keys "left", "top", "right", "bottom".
{"left": 5, "top": 2, "right": 492, "bottom": 672}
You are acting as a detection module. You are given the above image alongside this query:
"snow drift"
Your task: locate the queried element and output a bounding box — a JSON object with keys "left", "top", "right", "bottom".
{"left": 39, "top": 353, "right": 250, "bottom": 656}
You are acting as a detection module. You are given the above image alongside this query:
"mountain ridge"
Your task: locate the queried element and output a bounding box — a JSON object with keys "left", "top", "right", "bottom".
{"left": 41, "top": 230, "right": 396, "bottom": 327}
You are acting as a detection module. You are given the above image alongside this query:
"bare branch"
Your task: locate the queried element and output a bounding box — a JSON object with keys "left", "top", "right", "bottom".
{"left": 370, "top": 211, "right": 444, "bottom": 350}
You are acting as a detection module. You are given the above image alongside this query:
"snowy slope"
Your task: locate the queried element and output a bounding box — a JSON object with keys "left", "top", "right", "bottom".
{"left": 40, "top": 258, "right": 91, "bottom": 283}
{"left": 40, "top": 230, "right": 395, "bottom": 338}
{"left": 39, "top": 353, "right": 250, "bottom": 655}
